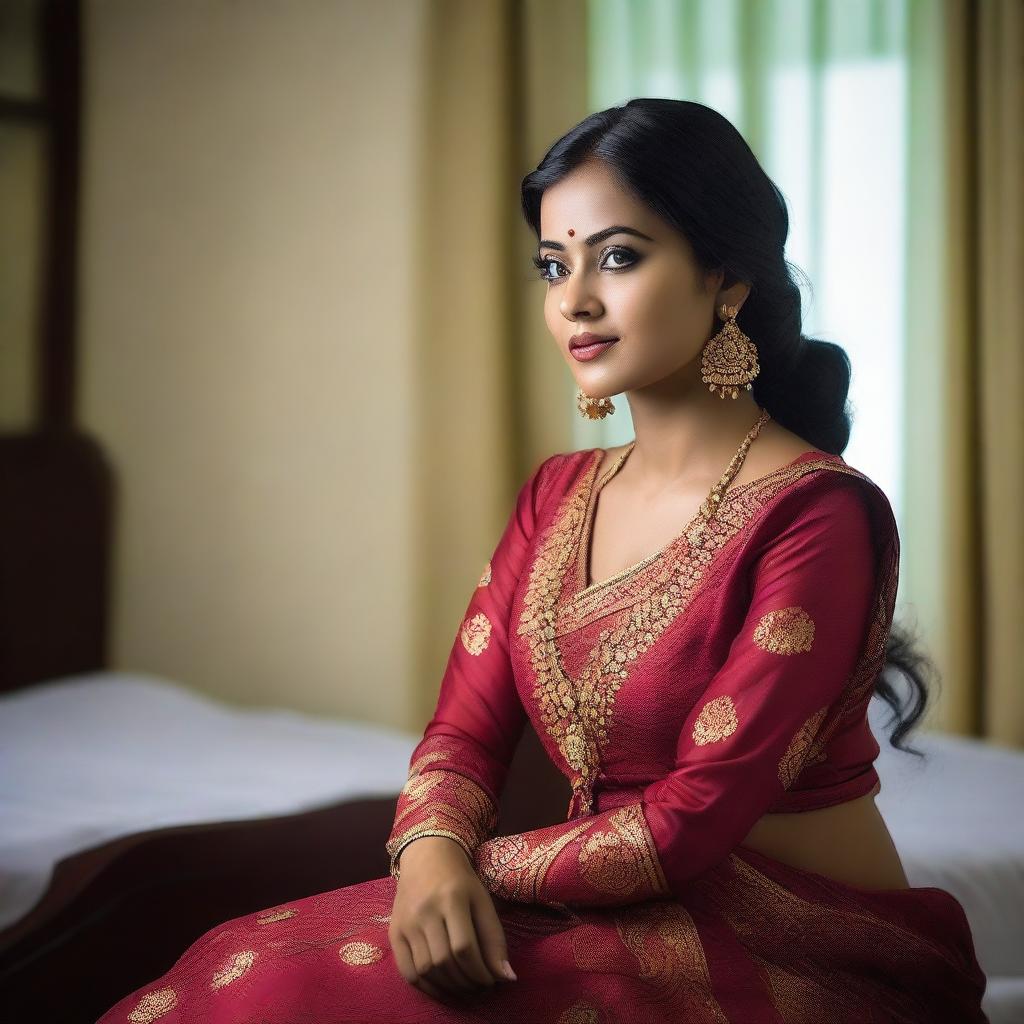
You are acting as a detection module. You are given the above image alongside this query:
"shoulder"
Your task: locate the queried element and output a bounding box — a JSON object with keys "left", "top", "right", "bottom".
{"left": 747, "top": 456, "right": 899, "bottom": 564}
{"left": 529, "top": 447, "right": 601, "bottom": 485}
{"left": 520, "top": 448, "right": 601, "bottom": 515}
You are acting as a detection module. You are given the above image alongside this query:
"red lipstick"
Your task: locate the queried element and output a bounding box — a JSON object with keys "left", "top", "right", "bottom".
{"left": 569, "top": 333, "right": 619, "bottom": 361}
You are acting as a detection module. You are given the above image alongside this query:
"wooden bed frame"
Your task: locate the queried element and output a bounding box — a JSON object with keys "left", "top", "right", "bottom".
{"left": 0, "top": 5, "right": 569, "bottom": 1019}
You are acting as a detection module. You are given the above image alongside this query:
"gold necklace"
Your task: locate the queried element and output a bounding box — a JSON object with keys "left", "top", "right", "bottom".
{"left": 587, "top": 408, "right": 773, "bottom": 585}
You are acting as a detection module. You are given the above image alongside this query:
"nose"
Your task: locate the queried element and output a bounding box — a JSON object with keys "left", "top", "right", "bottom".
{"left": 559, "top": 271, "right": 603, "bottom": 322}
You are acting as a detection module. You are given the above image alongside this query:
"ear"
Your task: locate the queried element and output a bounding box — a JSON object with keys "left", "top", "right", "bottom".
{"left": 715, "top": 280, "right": 752, "bottom": 315}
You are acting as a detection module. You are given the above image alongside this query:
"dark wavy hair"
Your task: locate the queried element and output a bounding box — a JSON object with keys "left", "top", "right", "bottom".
{"left": 521, "top": 98, "right": 934, "bottom": 757}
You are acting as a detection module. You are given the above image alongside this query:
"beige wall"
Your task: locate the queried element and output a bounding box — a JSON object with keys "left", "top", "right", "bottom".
{"left": 80, "top": 0, "right": 427, "bottom": 729}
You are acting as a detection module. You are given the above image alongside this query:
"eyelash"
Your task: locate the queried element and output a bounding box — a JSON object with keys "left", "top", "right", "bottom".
{"left": 531, "top": 246, "right": 640, "bottom": 283}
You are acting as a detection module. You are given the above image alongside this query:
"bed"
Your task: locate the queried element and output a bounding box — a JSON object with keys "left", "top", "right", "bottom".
{"left": 870, "top": 701, "right": 1024, "bottom": 1023}
{"left": 3, "top": 679, "right": 1023, "bottom": 1024}
{"left": 1, "top": 431, "right": 1023, "bottom": 1023}
{"left": 0, "top": 429, "right": 571, "bottom": 1022}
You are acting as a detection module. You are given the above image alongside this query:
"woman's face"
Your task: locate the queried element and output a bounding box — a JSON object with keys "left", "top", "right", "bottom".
{"left": 536, "top": 158, "right": 747, "bottom": 399}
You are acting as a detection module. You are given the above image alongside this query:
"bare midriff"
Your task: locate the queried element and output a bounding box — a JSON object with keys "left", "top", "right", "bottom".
{"left": 739, "top": 780, "right": 912, "bottom": 891}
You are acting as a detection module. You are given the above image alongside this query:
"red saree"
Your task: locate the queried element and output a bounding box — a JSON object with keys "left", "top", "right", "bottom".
{"left": 100, "top": 445, "right": 990, "bottom": 1023}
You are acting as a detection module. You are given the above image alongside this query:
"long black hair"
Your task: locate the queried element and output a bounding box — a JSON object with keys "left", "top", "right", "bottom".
{"left": 521, "top": 98, "right": 934, "bottom": 757}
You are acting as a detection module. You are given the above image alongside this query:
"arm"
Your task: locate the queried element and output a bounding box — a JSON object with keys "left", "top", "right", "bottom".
{"left": 472, "top": 481, "right": 884, "bottom": 908}
{"left": 385, "top": 455, "right": 556, "bottom": 879}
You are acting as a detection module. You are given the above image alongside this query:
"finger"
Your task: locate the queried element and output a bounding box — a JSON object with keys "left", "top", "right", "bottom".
{"left": 390, "top": 932, "right": 418, "bottom": 986}
{"left": 406, "top": 929, "right": 447, "bottom": 992}
{"left": 393, "top": 932, "right": 447, "bottom": 1000}
{"left": 423, "top": 916, "right": 476, "bottom": 993}
{"left": 445, "top": 901, "right": 499, "bottom": 987}
{"left": 471, "top": 890, "right": 516, "bottom": 983}
{"left": 414, "top": 975, "right": 448, "bottom": 1001}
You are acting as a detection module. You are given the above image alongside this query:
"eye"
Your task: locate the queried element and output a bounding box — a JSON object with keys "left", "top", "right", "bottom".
{"left": 530, "top": 246, "right": 640, "bottom": 283}
{"left": 531, "top": 254, "right": 567, "bottom": 282}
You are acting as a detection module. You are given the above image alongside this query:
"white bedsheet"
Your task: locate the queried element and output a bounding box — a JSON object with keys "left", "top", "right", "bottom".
{"left": 871, "top": 700, "right": 1024, "bottom": 1023}
{"left": 0, "top": 671, "right": 419, "bottom": 933}
{"left": 2, "top": 674, "right": 1021, "bottom": 1020}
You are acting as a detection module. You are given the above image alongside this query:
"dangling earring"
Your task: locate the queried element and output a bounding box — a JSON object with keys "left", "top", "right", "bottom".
{"left": 576, "top": 388, "right": 615, "bottom": 419}
{"left": 701, "top": 303, "right": 760, "bottom": 399}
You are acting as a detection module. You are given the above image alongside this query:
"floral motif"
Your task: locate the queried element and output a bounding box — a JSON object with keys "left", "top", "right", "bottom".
{"left": 557, "top": 1001, "right": 603, "bottom": 1024}
{"left": 753, "top": 605, "right": 815, "bottom": 654}
{"left": 128, "top": 988, "right": 177, "bottom": 1023}
{"left": 692, "top": 695, "right": 739, "bottom": 746}
{"left": 478, "top": 560, "right": 492, "bottom": 586}
{"left": 339, "top": 941, "right": 383, "bottom": 965}
{"left": 475, "top": 820, "right": 592, "bottom": 905}
{"left": 571, "top": 901, "right": 729, "bottom": 1018}
{"left": 577, "top": 804, "right": 670, "bottom": 899}
{"left": 210, "top": 950, "right": 256, "bottom": 989}
{"left": 460, "top": 611, "right": 492, "bottom": 655}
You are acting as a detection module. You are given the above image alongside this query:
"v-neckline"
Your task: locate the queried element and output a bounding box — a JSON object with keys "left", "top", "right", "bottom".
{"left": 578, "top": 444, "right": 830, "bottom": 595}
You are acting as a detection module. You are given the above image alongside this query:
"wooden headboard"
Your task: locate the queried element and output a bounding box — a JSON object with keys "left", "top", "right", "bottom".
{"left": 0, "top": 1, "right": 108, "bottom": 695}
{"left": 0, "top": 428, "right": 113, "bottom": 694}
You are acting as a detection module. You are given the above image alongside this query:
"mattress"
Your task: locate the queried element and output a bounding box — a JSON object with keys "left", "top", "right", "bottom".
{"left": 0, "top": 670, "right": 419, "bottom": 932}
{"left": 870, "top": 699, "right": 1024, "bottom": 1023}
{"left": 2, "top": 673, "right": 1021, "bottom": 1020}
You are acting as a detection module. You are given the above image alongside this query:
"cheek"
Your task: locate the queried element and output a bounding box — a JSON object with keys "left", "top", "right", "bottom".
{"left": 614, "top": 271, "right": 705, "bottom": 345}
{"left": 543, "top": 293, "right": 562, "bottom": 336}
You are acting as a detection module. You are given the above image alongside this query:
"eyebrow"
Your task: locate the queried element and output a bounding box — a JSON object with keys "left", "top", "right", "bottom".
{"left": 537, "top": 225, "right": 655, "bottom": 251}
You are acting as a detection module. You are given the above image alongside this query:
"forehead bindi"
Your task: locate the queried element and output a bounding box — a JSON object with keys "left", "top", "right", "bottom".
{"left": 567, "top": 228, "right": 575, "bottom": 236}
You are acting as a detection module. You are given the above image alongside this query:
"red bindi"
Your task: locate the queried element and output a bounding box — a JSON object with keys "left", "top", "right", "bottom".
{"left": 567, "top": 228, "right": 575, "bottom": 237}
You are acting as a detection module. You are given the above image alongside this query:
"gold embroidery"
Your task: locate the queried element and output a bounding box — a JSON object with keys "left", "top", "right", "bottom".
{"left": 210, "top": 949, "right": 256, "bottom": 989}
{"left": 557, "top": 1001, "right": 603, "bottom": 1024}
{"left": 518, "top": 454, "right": 888, "bottom": 818}
{"left": 778, "top": 706, "right": 828, "bottom": 788}
{"left": 476, "top": 820, "right": 592, "bottom": 904}
{"left": 577, "top": 804, "right": 670, "bottom": 899}
{"left": 405, "top": 748, "right": 450, "bottom": 776}
{"left": 696, "top": 852, "right": 946, "bottom": 1021}
{"left": 128, "top": 988, "right": 177, "bottom": 1023}
{"left": 519, "top": 454, "right": 865, "bottom": 817}
{"left": 478, "top": 560, "right": 492, "bottom": 586}
{"left": 753, "top": 605, "right": 815, "bottom": 654}
{"left": 339, "top": 941, "right": 383, "bottom": 965}
{"left": 692, "top": 695, "right": 738, "bottom": 746}
{"left": 517, "top": 455, "right": 710, "bottom": 813}
{"left": 570, "top": 902, "right": 728, "bottom": 1020}
{"left": 256, "top": 908, "right": 298, "bottom": 924}
{"left": 460, "top": 611, "right": 492, "bottom": 655}
{"left": 385, "top": 746, "right": 498, "bottom": 878}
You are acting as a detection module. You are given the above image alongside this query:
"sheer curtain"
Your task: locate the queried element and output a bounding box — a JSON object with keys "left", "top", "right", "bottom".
{"left": 580, "top": 0, "right": 908, "bottom": 525}
{"left": 579, "top": 0, "right": 1024, "bottom": 743}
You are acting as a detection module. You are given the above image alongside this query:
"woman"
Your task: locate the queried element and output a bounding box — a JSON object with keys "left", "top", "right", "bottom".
{"left": 100, "top": 99, "right": 989, "bottom": 1023}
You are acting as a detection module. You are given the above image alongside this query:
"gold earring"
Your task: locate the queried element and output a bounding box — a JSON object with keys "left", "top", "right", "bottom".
{"left": 701, "top": 303, "right": 760, "bottom": 399}
{"left": 576, "top": 387, "right": 616, "bottom": 419}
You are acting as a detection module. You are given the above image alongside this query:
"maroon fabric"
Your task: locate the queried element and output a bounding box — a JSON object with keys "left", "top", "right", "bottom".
{"left": 98, "top": 445, "right": 990, "bottom": 1023}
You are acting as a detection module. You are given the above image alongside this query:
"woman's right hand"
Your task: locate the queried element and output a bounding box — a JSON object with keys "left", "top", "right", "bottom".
{"left": 388, "top": 835, "right": 518, "bottom": 1000}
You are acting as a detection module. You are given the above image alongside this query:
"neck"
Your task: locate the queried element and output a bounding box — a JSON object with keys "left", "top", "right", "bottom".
{"left": 621, "top": 358, "right": 766, "bottom": 486}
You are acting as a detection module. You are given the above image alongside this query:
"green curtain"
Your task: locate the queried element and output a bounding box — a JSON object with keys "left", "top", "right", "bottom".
{"left": 581, "top": 0, "right": 909, "bottom": 495}
{"left": 580, "top": 0, "right": 1017, "bottom": 740}
{"left": 582, "top": 0, "right": 1024, "bottom": 744}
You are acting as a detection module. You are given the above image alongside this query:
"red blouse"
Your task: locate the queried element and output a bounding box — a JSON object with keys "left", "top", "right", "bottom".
{"left": 385, "top": 445, "right": 900, "bottom": 911}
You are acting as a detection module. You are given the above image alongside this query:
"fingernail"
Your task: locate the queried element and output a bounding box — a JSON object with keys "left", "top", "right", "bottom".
{"left": 501, "top": 959, "right": 517, "bottom": 981}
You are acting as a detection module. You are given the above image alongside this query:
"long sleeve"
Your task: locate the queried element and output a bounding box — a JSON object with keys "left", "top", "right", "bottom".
{"left": 472, "top": 481, "right": 884, "bottom": 908}
{"left": 385, "top": 456, "right": 555, "bottom": 879}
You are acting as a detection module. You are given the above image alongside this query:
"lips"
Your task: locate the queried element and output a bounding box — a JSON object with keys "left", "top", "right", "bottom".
{"left": 569, "top": 332, "right": 619, "bottom": 350}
